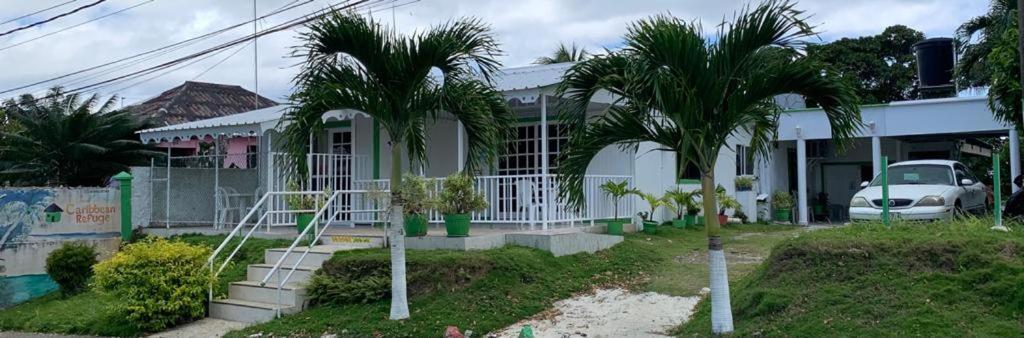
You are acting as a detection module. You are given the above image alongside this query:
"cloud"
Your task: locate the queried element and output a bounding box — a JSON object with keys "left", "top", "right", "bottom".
{"left": 0, "top": 0, "right": 989, "bottom": 105}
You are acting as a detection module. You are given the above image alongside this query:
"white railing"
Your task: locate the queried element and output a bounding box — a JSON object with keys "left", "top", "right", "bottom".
{"left": 353, "top": 174, "right": 633, "bottom": 225}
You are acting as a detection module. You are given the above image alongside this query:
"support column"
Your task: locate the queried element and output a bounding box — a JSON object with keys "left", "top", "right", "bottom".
{"left": 1010, "top": 127, "right": 1020, "bottom": 193}
{"left": 165, "top": 145, "right": 171, "bottom": 229}
{"left": 540, "top": 94, "right": 549, "bottom": 230}
{"left": 796, "top": 137, "right": 808, "bottom": 225}
{"left": 214, "top": 136, "right": 221, "bottom": 228}
{"left": 113, "top": 172, "right": 133, "bottom": 241}
{"left": 871, "top": 135, "right": 881, "bottom": 177}
{"left": 457, "top": 121, "right": 465, "bottom": 171}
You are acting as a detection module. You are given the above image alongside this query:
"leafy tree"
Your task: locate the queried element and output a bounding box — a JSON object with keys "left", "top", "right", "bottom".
{"left": 805, "top": 25, "right": 924, "bottom": 104}
{"left": 955, "top": 0, "right": 1016, "bottom": 89}
{"left": 555, "top": 1, "right": 861, "bottom": 333}
{"left": 598, "top": 180, "right": 637, "bottom": 220}
{"left": 0, "top": 88, "right": 159, "bottom": 186}
{"left": 984, "top": 12, "right": 1022, "bottom": 126}
{"left": 282, "top": 13, "right": 514, "bottom": 319}
{"left": 534, "top": 42, "right": 590, "bottom": 64}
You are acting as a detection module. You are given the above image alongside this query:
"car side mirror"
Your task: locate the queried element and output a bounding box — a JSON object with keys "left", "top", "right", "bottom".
{"left": 960, "top": 178, "right": 974, "bottom": 186}
{"left": 860, "top": 181, "right": 869, "bottom": 188}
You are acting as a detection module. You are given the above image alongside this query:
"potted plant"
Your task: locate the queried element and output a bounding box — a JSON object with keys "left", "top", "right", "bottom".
{"left": 436, "top": 172, "right": 487, "bottom": 237}
{"left": 394, "top": 173, "right": 431, "bottom": 237}
{"left": 665, "top": 188, "right": 699, "bottom": 229}
{"left": 716, "top": 188, "right": 742, "bottom": 226}
{"left": 772, "top": 190, "right": 794, "bottom": 223}
{"left": 813, "top": 192, "right": 829, "bottom": 218}
{"left": 599, "top": 180, "right": 637, "bottom": 235}
{"left": 735, "top": 175, "right": 755, "bottom": 191}
{"left": 635, "top": 192, "right": 674, "bottom": 235}
{"left": 285, "top": 181, "right": 328, "bottom": 236}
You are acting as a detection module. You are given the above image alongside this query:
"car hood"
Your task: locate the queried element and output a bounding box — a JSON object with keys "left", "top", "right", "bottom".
{"left": 855, "top": 185, "right": 956, "bottom": 200}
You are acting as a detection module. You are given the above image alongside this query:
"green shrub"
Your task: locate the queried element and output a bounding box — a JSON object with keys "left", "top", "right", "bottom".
{"left": 45, "top": 242, "right": 97, "bottom": 296}
{"left": 308, "top": 250, "right": 494, "bottom": 306}
{"left": 771, "top": 190, "right": 794, "bottom": 209}
{"left": 436, "top": 172, "right": 487, "bottom": 215}
{"left": 93, "top": 238, "right": 214, "bottom": 331}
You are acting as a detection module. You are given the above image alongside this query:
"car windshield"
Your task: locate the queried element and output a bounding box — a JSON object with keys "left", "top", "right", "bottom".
{"left": 870, "top": 164, "right": 953, "bottom": 186}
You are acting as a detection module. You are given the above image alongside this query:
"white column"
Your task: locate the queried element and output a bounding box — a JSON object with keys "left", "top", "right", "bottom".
{"left": 540, "top": 94, "right": 549, "bottom": 230}
{"left": 871, "top": 136, "right": 881, "bottom": 177}
{"left": 796, "top": 137, "right": 808, "bottom": 225}
{"left": 457, "top": 121, "right": 465, "bottom": 171}
{"left": 1011, "top": 128, "right": 1021, "bottom": 192}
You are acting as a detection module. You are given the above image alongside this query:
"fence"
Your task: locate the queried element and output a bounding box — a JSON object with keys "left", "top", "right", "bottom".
{"left": 144, "top": 153, "right": 263, "bottom": 227}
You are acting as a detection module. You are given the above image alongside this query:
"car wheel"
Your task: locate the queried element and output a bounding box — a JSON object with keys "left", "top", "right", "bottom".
{"left": 953, "top": 200, "right": 966, "bottom": 219}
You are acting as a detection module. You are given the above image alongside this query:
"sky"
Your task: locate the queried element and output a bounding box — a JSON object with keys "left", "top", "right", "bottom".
{"left": 0, "top": 0, "right": 990, "bottom": 106}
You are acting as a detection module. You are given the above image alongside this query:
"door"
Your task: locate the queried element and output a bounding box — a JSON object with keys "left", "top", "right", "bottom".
{"left": 954, "top": 163, "right": 984, "bottom": 210}
{"left": 327, "top": 129, "right": 353, "bottom": 220}
{"left": 823, "top": 164, "right": 864, "bottom": 221}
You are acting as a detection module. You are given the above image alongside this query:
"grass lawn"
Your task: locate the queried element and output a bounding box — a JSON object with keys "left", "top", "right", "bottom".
{"left": 0, "top": 234, "right": 293, "bottom": 337}
{"left": 677, "top": 219, "right": 1024, "bottom": 337}
{"left": 227, "top": 223, "right": 801, "bottom": 337}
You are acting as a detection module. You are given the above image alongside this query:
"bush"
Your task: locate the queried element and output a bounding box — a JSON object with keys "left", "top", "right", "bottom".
{"left": 436, "top": 172, "right": 487, "bottom": 215}
{"left": 45, "top": 242, "right": 97, "bottom": 296}
{"left": 93, "top": 238, "right": 214, "bottom": 332}
{"left": 771, "top": 190, "right": 794, "bottom": 209}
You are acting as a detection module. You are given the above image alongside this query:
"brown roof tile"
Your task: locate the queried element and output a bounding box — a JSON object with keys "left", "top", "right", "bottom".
{"left": 126, "top": 81, "right": 277, "bottom": 126}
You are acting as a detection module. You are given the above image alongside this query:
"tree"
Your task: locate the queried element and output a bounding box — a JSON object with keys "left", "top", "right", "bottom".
{"left": 805, "top": 25, "right": 924, "bottom": 104}
{"left": 282, "top": 13, "right": 514, "bottom": 319}
{"left": 534, "top": 42, "right": 590, "bottom": 65}
{"left": 555, "top": 1, "right": 861, "bottom": 333}
{"left": 0, "top": 88, "right": 159, "bottom": 187}
{"left": 984, "top": 10, "right": 1022, "bottom": 126}
{"left": 955, "top": 0, "right": 1016, "bottom": 89}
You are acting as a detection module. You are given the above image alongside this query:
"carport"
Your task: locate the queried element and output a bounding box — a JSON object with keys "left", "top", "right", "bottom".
{"left": 765, "top": 96, "right": 1018, "bottom": 225}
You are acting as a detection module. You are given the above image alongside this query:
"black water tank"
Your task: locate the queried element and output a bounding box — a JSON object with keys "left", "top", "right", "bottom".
{"left": 913, "top": 37, "right": 955, "bottom": 89}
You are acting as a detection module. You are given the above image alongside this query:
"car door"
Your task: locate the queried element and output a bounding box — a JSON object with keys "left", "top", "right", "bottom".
{"left": 954, "top": 164, "right": 983, "bottom": 210}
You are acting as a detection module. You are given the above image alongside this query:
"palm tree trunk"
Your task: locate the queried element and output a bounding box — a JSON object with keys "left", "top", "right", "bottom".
{"left": 388, "top": 145, "right": 410, "bottom": 320}
{"left": 701, "top": 171, "right": 733, "bottom": 333}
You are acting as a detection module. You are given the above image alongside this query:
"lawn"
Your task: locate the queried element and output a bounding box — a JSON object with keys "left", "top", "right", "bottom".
{"left": 227, "top": 223, "right": 801, "bottom": 337}
{"left": 0, "top": 234, "right": 293, "bottom": 337}
{"left": 677, "top": 218, "right": 1024, "bottom": 337}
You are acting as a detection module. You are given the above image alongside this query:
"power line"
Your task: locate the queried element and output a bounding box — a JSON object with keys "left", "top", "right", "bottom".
{"left": 0, "top": 0, "right": 154, "bottom": 53}
{"left": 0, "top": 0, "right": 315, "bottom": 95}
{"left": 0, "top": 0, "right": 79, "bottom": 26}
{"left": 192, "top": 40, "right": 256, "bottom": 81}
{"left": 0, "top": 0, "right": 107, "bottom": 39}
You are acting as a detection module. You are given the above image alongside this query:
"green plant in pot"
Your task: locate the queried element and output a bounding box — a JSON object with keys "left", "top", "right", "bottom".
{"left": 285, "top": 181, "right": 329, "bottom": 236}
{"left": 772, "top": 190, "right": 795, "bottom": 223}
{"left": 635, "top": 191, "right": 674, "bottom": 235}
{"left": 735, "top": 175, "right": 755, "bottom": 191}
{"left": 394, "top": 173, "right": 432, "bottom": 237}
{"left": 665, "top": 187, "right": 699, "bottom": 229}
{"left": 716, "top": 188, "right": 742, "bottom": 226}
{"left": 599, "top": 180, "right": 637, "bottom": 235}
{"left": 436, "top": 172, "right": 487, "bottom": 237}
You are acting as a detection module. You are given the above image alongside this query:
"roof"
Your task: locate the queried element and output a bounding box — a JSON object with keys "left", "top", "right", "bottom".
{"left": 125, "top": 81, "right": 278, "bottom": 126}
{"left": 44, "top": 203, "right": 63, "bottom": 213}
{"left": 488, "top": 62, "right": 575, "bottom": 92}
{"left": 137, "top": 105, "right": 291, "bottom": 143}
{"left": 890, "top": 160, "right": 959, "bottom": 167}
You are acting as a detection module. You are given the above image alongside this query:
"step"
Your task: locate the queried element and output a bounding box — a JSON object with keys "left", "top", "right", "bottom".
{"left": 247, "top": 263, "right": 318, "bottom": 285}
{"left": 209, "top": 298, "right": 299, "bottom": 323}
{"left": 322, "top": 234, "right": 385, "bottom": 247}
{"left": 228, "top": 281, "right": 306, "bottom": 307}
{"left": 264, "top": 244, "right": 375, "bottom": 267}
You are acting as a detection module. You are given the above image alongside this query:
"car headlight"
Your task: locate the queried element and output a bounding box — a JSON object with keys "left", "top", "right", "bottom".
{"left": 850, "top": 197, "right": 870, "bottom": 207}
{"left": 916, "top": 195, "right": 945, "bottom": 207}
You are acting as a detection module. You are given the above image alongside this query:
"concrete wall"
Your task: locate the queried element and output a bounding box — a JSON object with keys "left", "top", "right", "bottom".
{"left": 0, "top": 187, "right": 121, "bottom": 306}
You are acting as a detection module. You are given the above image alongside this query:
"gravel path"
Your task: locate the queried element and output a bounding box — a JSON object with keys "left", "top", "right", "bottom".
{"left": 147, "top": 319, "right": 248, "bottom": 338}
{"left": 490, "top": 288, "right": 700, "bottom": 338}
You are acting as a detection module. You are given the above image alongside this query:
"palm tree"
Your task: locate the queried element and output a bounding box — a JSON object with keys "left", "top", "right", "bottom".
{"left": 555, "top": 1, "right": 861, "bottom": 333}
{"left": 534, "top": 42, "right": 590, "bottom": 65}
{"left": 955, "top": 0, "right": 1016, "bottom": 89}
{"left": 0, "top": 87, "right": 159, "bottom": 187}
{"left": 282, "top": 13, "right": 514, "bottom": 319}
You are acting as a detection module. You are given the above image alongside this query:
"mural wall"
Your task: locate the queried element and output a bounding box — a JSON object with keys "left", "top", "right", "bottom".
{"left": 0, "top": 188, "right": 121, "bottom": 307}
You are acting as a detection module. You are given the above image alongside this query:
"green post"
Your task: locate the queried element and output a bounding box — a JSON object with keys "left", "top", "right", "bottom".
{"left": 881, "top": 156, "right": 890, "bottom": 227}
{"left": 113, "top": 171, "right": 133, "bottom": 242}
{"left": 994, "top": 153, "right": 1002, "bottom": 228}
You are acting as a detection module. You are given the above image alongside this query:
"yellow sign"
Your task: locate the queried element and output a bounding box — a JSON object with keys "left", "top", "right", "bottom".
{"left": 329, "top": 235, "right": 372, "bottom": 243}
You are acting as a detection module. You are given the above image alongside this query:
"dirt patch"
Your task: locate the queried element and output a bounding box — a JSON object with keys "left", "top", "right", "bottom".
{"left": 675, "top": 249, "right": 764, "bottom": 265}
{"left": 489, "top": 288, "right": 700, "bottom": 338}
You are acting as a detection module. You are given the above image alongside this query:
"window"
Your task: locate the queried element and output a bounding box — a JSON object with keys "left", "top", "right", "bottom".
{"left": 736, "top": 145, "right": 755, "bottom": 176}
{"left": 497, "top": 123, "right": 568, "bottom": 176}
{"left": 677, "top": 153, "right": 701, "bottom": 183}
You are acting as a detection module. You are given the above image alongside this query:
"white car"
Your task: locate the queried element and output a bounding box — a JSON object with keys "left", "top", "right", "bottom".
{"left": 849, "top": 160, "right": 988, "bottom": 221}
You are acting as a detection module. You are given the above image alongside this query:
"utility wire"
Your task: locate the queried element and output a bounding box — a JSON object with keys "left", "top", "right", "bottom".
{"left": 0, "top": 0, "right": 79, "bottom": 26}
{"left": 0, "top": 0, "right": 314, "bottom": 95}
{"left": 0, "top": 0, "right": 154, "bottom": 53}
{"left": 0, "top": 0, "right": 107, "bottom": 39}
{"left": 192, "top": 40, "right": 256, "bottom": 81}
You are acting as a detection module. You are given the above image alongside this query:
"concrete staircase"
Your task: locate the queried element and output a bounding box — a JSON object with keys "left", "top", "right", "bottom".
{"left": 209, "top": 237, "right": 382, "bottom": 323}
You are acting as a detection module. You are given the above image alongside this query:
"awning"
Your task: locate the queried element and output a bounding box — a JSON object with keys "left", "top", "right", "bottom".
{"left": 137, "top": 105, "right": 291, "bottom": 143}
